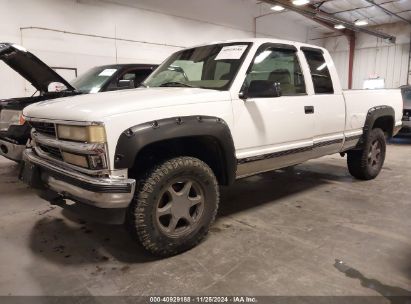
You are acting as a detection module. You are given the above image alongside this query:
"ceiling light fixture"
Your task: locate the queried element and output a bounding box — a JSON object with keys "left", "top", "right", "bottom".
{"left": 355, "top": 19, "right": 368, "bottom": 26}
{"left": 271, "top": 5, "right": 285, "bottom": 11}
{"left": 334, "top": 24, "right": 346, "bottom": 29}
{"left": 292, "top": 0, "right": 310, "bottom": 6}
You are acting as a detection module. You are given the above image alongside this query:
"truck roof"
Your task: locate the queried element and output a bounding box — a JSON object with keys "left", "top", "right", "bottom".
{"left": 189, "top": 38, "right": 326, "bottom": 53}
{"left": 95, "top": 63, "right": 159, "bottom": 70}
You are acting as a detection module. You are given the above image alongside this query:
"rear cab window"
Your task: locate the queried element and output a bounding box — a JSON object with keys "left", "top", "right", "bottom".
{"left": 301, "top": 48, "right": 334, "bottom": 94}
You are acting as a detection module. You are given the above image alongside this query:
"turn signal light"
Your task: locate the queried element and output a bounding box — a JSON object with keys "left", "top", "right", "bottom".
{"left": 19, "top": 114, "right": 26, "bottom": 125}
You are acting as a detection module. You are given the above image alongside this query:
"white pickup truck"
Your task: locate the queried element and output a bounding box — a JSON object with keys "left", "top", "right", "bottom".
{"left": 20, "top": 38, "right": 403, "bottom": 256}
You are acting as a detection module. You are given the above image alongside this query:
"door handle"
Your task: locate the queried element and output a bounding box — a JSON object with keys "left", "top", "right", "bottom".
{"left": 304, "top": 106, "right": 314, "bottom": 114}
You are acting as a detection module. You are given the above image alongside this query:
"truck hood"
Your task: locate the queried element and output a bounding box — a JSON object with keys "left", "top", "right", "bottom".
{"left": 0, "top": 43, "right": 75, "bottom": 93}
{"left": 23, "top": 87, "right": 231, "bottom": 121}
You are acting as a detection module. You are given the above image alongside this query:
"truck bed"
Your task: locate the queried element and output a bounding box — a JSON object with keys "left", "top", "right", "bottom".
{"left": 343, "top": 89, "right": 403, "bottom": 134}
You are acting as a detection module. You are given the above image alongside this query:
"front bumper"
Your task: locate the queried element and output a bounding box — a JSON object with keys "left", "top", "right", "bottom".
{"left": 21, "top": 149, "right": 136, "bottom": 224}
{"left": 0, "top": 138, "right": 25, "bottom": 161}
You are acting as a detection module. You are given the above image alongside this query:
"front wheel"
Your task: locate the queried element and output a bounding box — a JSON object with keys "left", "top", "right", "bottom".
{"left": 347, "top": 128, "right": 386, "bottom": 180}
{"left": 127, "top": 156, "right": 219, "bottom": 257}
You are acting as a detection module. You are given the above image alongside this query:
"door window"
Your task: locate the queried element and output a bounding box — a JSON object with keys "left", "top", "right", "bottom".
{"left": 244, "top": 47, "right": 306, "bottom": 96}
{"left": 131, "top": 69, "right": 153, "bottom": 86}
{"left": 302, "top": 49, "right": 334, "bottom": 94}
{"left": 107, "top": 68, "right": 153, "bottom": 90}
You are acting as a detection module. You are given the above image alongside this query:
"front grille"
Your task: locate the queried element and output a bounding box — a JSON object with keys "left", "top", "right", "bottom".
{"left": 30, "top": 121, "right": 56, "bottom": 137}
{"left": 38, "top": 144, "right": 63, "bottom": 160}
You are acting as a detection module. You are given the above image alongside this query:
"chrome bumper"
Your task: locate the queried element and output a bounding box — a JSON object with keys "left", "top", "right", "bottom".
{"left": 22, "top": 149, "right": 135, "bottom": 209}
{"left": 0, "top": 138, "right": 25, "bottom": 161}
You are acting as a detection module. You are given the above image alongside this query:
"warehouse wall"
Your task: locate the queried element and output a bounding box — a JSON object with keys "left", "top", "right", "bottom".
{"left": 322, "top": 22, "right": 411, "bottom": 90}
{"left": 0, "top": 0, "right": 313, "bottom": 98}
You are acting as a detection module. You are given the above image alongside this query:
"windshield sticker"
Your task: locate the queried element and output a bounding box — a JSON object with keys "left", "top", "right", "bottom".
{"left": 215, "top": 45, "right": 248, "bottom": 60}
{"left": 98, "top": 69, "right": 117, "bottom": 77}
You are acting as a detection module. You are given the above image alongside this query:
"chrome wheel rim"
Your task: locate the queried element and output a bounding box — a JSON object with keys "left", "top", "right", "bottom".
{"left": 156, "top": 179, "right": 205, "bottom": 238}
{"left": 368, "top": 139, "right": 382, "bottom": 168}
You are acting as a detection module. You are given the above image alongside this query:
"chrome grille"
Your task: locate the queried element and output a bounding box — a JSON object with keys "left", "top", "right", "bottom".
{"left": 38, "top": 144, "right": 63, "bottom": 160}
{"left": 30, "top": 121, "right": 56, "bottom": 137}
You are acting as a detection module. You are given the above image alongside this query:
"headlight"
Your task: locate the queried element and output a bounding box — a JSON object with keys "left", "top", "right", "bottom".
{"left": 57, "top": 125, "right": 106, "bottom": 143}
{"left": 0, "top": 110, "right": 23, "bottom": 131}
{"left": 1, "top": 110, "right": 22, "bottom": 124}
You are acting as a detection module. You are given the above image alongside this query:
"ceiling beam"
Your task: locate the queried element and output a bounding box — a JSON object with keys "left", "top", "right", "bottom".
{"left": 261, "top": 0, "right": 396, "bottom": 43}
{"left": 363, "top": 0, "right": 411, "bottom": 25}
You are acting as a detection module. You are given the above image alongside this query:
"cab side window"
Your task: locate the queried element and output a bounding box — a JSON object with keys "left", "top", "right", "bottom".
{"left": 132, "top": 69, "right": 153, "bottom": 86}
{"left": 244, "top": 47, "right": 306, "bottom": 96}
{"left": 302, "top": 49, "right": 334, "bottom": 94}
{"left": 107, "top": 68, "right": 153, "bottom": 90}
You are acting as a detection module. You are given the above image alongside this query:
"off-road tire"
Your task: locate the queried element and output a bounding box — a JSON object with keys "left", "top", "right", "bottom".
{"left": 127, "top": 156, "right": 219, "bottom": 257}
{"left": 347, "top": 128, "right": 386, "bottom": 180}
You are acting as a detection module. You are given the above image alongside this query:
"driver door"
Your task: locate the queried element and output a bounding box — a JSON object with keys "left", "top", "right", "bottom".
{"left": 232, "top": 44, "right": 315, "bottom": 178}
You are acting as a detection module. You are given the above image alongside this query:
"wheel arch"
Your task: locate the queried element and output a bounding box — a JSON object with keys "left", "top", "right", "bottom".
{"left": 363, "top": 106, "right": 395, "bottom": 138}
{"left": 113, "top": 116, "right": 237, "bottom": 185}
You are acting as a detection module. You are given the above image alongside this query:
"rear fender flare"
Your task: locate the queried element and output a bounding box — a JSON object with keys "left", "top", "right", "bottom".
{"left": 358, "top": 105, "right": 395, "bottom": 146}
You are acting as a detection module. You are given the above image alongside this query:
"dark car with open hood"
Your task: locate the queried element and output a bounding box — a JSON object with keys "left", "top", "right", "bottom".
{"left": 0, "top": 43, "right": 157, "bottom": 161}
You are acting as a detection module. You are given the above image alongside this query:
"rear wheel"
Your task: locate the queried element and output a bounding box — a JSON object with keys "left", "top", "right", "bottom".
{"left": 347, "top": 128, "right": 386, "bottom": 180}
{"left": 127, "top": 156, "right": 219, "bottom": 257}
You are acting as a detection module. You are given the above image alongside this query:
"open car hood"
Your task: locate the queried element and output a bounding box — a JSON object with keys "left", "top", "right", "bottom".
{"left": 0, "top": 43, "right": 75, "bottom": 93}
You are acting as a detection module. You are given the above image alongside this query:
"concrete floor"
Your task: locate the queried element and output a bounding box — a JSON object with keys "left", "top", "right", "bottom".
{"left": 0, "top": 139, "right": 410, "bottom": 298}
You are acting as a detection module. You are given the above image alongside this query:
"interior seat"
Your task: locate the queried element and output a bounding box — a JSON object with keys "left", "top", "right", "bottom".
{"left": 268, "top": 69, "right": 294, "bottom": 95}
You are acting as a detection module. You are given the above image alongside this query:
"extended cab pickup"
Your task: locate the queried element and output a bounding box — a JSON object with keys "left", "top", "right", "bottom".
{"left": 20, "top": 39, "right": 403, "bottom": 256}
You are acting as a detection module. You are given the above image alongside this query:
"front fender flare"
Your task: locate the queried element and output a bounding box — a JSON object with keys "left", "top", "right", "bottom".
{"left": 113, "top": 115, "right": 237, "bottom": 184}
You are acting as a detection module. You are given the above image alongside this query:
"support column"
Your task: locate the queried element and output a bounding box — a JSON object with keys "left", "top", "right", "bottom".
{"left": 408, "top": 33, "right": 411, "bottom": 85}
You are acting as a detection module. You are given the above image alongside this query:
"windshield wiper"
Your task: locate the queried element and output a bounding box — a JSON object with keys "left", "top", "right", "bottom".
{"left": 159, "top": 82, "right": 194, "bottom": 88}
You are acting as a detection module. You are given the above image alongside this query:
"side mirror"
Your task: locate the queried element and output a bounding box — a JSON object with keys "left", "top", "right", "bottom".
{"left": 118, "top": 79, "right": 134, "bottom": 89}
{"left": 241, "top": 80, "right": 282, "bottom": 99}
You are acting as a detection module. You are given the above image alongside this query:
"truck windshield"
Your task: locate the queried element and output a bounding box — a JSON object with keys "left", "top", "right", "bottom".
{"left": 143, "top": 43, "right": 251, "bottom": 90}
{"left": 70, "top": 67, "right": 118, "bottom": 93}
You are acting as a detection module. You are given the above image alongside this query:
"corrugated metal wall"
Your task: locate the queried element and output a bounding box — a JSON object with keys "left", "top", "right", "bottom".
{"left": 324, "top": 23, "right": 411, "bottom": 90}
{"left": 329, "top": 43, "right": 410, "bottom": 89}
{"left": 329, "top": 50, "right": 349, "bottom": 90}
